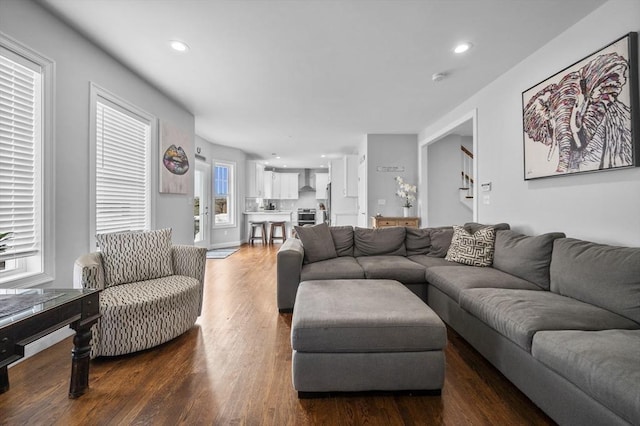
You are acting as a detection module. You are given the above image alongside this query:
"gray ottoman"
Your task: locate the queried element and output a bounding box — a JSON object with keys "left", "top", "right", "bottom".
{"left": 291, "top": 279, "right": 446, "bottom": 397}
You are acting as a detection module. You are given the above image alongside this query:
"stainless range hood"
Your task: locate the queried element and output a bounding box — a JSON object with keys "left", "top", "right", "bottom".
{"left": 299, "top": 169, "right": 315, "bottom": 192}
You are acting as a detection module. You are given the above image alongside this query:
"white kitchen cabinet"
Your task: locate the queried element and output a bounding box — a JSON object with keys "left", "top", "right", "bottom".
{"left": 315, "top": 173, "right": 329, "bottom": 199}
{"left": 246, "top": 161, "right": 265, "bottom": 198}
{"left": 264, "top": 171, "right": 275, "bottom": 199}
{"left": 280, "top": 173, "right": 299, "bottom": 199}
{"left": 343, "top": 155, "right": 358, "bottom": 197}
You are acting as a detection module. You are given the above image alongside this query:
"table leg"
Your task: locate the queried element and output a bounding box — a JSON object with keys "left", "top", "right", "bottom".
{"left": 0, "top": 365, "right": 9, "bottom": 393}
{"left": 68, "top": 326, "right": 92, "bottom": 398}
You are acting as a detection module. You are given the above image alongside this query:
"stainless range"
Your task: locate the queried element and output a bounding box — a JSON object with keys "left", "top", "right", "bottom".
{"left": 297, "top": 208, "right": 316, "bottom": 226}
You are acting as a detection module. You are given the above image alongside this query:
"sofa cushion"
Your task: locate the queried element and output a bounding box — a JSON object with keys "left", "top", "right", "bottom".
{"left": 295, "top": 223, "right": 337, "bottom": 264}
{"left": 459, "top": 288, "right": 639, "bottom": 352}
{"left": 550, "top": 238, "right": 640, "bottom": 324}
{"left": 96, "top": 228, "right": 173, "bottom": 287}
{"left": 353, "top": 226, "right": 406, "bottom": 257}
{"left": 292, "top": 279, "right": 446, "bottom": 353}
{"left": 532, "top": 329, "right": 640, "bottom": 425}
{"left": 445, "top": 225, "right": 496, "bottom": 267}
{"left": 301, "top": 257, "right": 364, "bottom": 281}
{"left": 405, "top": 228, "right": 431, "bottom": 256}
{"left": 356, "top": 256, "right": 427, "bottom": 284}
{"left": 329, "top": 226, "right": 354, "bottom": 257}
{"left": 493, "top": 230, "right": 565, "bottom": 290}
{"left": 426, "top": 227, "right": 453, "bottom": 257}
{"left": 425, "top": 265, "right": 542, "bottom": 303}
{"left": 407, "top": 255, "right": 457, "bottom": 269}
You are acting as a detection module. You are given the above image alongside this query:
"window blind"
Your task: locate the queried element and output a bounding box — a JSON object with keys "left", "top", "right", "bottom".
{"left": 95, "top": 99, "right": 150, "bottom": 235}
{"left": 0, "top": 53, "right": 39, "bottom": 257}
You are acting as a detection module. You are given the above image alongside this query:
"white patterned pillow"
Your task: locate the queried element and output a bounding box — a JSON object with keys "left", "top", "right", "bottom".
{"left": 96, "top": 228, "right": 174, "bottom": 287}
{"left": 445, "top": 225, "right": 496, "bottom": 267}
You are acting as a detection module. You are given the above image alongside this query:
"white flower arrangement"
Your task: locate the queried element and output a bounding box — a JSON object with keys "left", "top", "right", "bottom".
{"left": 394, "top": 176, "right": 417, "bottom": 208}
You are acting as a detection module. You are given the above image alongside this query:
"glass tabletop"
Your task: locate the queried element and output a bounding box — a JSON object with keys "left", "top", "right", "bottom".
{"left": 0, "top": 288, "right": 95, "bottom": 328}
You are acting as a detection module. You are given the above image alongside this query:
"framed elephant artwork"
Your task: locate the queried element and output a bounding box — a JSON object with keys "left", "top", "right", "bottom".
{"left": 522, "top": 32, "right": 639, "bottom": 180}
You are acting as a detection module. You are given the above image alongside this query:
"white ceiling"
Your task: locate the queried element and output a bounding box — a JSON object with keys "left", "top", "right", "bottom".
{"left": 40, "top": 0, "right": 606, "bottom": 168}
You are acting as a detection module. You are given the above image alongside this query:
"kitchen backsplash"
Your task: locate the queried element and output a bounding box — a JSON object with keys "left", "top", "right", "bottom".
{"left": 245, "top": 191, "right": 326, "bottom": 212}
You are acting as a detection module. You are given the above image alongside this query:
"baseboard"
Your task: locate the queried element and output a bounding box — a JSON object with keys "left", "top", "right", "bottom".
{"left": 208, "top": 240, "right": 243, "bottom": 250}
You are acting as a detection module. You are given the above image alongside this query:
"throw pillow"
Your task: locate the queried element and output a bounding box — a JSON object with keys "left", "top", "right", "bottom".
{"left": 493, "top": 230, "right": 565, "bottom": 289}
{"left": 294, "top": 223, "right": 338, "bottom": 264}
{"left": 445, "top": 225, "right": 496, "bottom": 267}
{"left": 96, "top": 228, "right": 174, "bottom": 287}
{"left": 464, "top": 222, "right": 510, "bottom": 233}
{"left": 353, "top": 226, "right": 407, "bottom": 257}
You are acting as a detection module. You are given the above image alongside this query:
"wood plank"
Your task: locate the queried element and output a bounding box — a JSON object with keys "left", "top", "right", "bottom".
{"left": 0, "top": 244, "right": 555, "bottom": 425}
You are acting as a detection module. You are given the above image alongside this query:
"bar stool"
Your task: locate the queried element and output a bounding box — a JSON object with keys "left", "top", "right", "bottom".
{"left": 249, "top": 221, "right": 267, "bottom": 245}
{"left": 269, "top": 221, "right": 287, "bottom": 244}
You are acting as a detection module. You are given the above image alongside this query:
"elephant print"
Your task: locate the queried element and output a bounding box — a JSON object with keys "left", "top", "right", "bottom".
{"left": 523, "top": 34, "right": 636, "bottom": 178}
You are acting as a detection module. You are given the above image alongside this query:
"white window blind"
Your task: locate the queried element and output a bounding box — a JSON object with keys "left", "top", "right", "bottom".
{"left": 0, "top": 52, "right": 40, "bottom": 258}
{"left": 95, "top": 99, "right": 150, "bottom": 235}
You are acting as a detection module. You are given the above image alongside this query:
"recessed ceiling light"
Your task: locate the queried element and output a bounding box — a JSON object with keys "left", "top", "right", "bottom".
{"left": 276, "top": 156, "right": 281, "bottom": 159}
{"left": 264, "top": 161, "right": 269, "bottom": 165}
{"left": 283, "top": 165, "right": 288, "bottom": 168}
{"left": 321, "top": 154, "right": 326, "bottom": 158}
{"left": 454, "top": 42, "right": 472, "bottom": 54}
{"left": 169, "top": 40, "right": 189, "bottom": 52}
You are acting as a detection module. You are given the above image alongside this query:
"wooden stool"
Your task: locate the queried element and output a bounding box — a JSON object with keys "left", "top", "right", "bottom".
{"left": 269, "top": 221, "right": 287, "bottom": 244}
{"left": 249, "top": 221, "right": 267, "bottom": 244}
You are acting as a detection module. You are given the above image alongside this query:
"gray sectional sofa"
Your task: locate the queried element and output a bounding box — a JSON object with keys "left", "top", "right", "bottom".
{"left": 277, "top": 223, "right": 640, "bottom": 426}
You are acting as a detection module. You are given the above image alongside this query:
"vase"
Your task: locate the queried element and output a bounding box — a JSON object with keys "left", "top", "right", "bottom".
{"left": 403, "top": 207, "right": 410, "bottom": 217}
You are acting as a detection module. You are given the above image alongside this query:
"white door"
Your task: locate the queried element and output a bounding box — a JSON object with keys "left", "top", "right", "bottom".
{"left": 194, "top": 160, "right": 211, "bottom": 248}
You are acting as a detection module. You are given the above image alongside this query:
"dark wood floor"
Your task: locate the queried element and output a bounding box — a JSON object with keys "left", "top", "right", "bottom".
{"left": 0, "top": 244, "right": 555, "bottom": 425}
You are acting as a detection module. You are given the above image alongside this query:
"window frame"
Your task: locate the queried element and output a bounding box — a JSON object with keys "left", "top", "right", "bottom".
{"left": 0, "top": 32, "right": 55, "bottom": 288}
{"left": 89, "top": 83, "right": 156, "bottom": 250}
{"left": 212, "top": 160, "right": 236, "bottom": 228}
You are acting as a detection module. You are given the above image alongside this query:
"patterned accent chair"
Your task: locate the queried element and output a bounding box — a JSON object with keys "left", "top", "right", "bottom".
{"left": 73, "top": 229, "right": 207, "bottom": 358}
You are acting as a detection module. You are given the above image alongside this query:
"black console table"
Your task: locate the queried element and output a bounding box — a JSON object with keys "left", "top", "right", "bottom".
{"left": 0, "top": 288, "right": 100, "bottom": 398}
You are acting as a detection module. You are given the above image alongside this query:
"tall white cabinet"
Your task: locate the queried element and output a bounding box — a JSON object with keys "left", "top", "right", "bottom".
{"left": 246, "top": 161, "right": 265, "bottom": 198}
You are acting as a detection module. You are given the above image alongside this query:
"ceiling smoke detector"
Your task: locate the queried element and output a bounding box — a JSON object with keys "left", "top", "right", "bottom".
{"left": 432, "top": 72, "right": 447, "bottom": 82}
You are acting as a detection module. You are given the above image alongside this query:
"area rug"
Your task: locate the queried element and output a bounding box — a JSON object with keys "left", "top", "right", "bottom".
{"left": 206, "top": 247, "right": 240, "bottom": 259}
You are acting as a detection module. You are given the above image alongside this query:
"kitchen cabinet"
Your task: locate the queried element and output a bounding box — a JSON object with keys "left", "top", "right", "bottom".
{"left": 263, "top": 171, "right": 298, "bottom": 199}
{"left": 246, "top": 161, "right": 265, "bottom": 198}
{"left": 344, "top": 155, "right": 358, "bottom": 197}
{"left": 280, "top": 173, "right": 299, "bottom": 199}
{"left": 315, "top": 173, "right": 329, "bottom": 199}
{"left": 264, "top": 171, "right": 275, "bottom": 198}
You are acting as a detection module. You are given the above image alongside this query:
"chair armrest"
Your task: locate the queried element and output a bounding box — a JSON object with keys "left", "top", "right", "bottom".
{"left": 172, "top": 245, "right": 207, "bottom": 315}
{"left": 277, "top": 238, "right": 304, "bottom": 311}
{"left": 73, "top": 252, "right": 105, "bottom": 291}
{"left": 172, "top": 245, "right": 207, "bottom": 283}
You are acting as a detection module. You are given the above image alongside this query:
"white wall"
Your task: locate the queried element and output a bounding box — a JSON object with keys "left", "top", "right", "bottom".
{"left": 1, "top": 0, "right": 196, "bottom": 288}
{"left": 366, "top": 134, "right": 418, "bottom": 218}
{"left": 329, "top": 158, "right": 358, "bottom": 224}
{"left": 419, "top": 0, "right": 640, "bottom": 246}
{"left": 195, "top": 136, "right": 246, "bottom": 247}
{"left": 427, "top": 135, "right": 473, "bottom": 226}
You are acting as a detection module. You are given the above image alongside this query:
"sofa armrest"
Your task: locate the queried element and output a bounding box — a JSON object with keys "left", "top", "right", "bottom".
{"left": 172, "top": 244, "right": 207, "bottom": 315}
{"left": 277, "top": 238, "right": 304, "bottom": 312}
{"left": 73, "top": 252, "right": 105, "bottom": 291}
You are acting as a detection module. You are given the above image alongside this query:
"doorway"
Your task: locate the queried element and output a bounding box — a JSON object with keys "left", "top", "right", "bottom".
{"left": 194, "top": 159, "right": 211, "bottom": 248}
{"left": 419, "top": 110, "right": 478, "bottom": 227}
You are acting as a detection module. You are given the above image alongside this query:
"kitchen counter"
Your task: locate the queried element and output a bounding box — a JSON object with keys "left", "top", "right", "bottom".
{"left": 242, "top": 210, "right": 293, "bottom": 215}
{"left": 244, "top": 211, "right": 293, "bottom": 241}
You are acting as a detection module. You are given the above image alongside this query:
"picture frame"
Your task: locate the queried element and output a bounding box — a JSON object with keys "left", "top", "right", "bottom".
{"left": 159, "top": 121, "right": 191, "bottom": 194}
{"left": 522, "top": 32, "right": 639, "bottom": 180}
